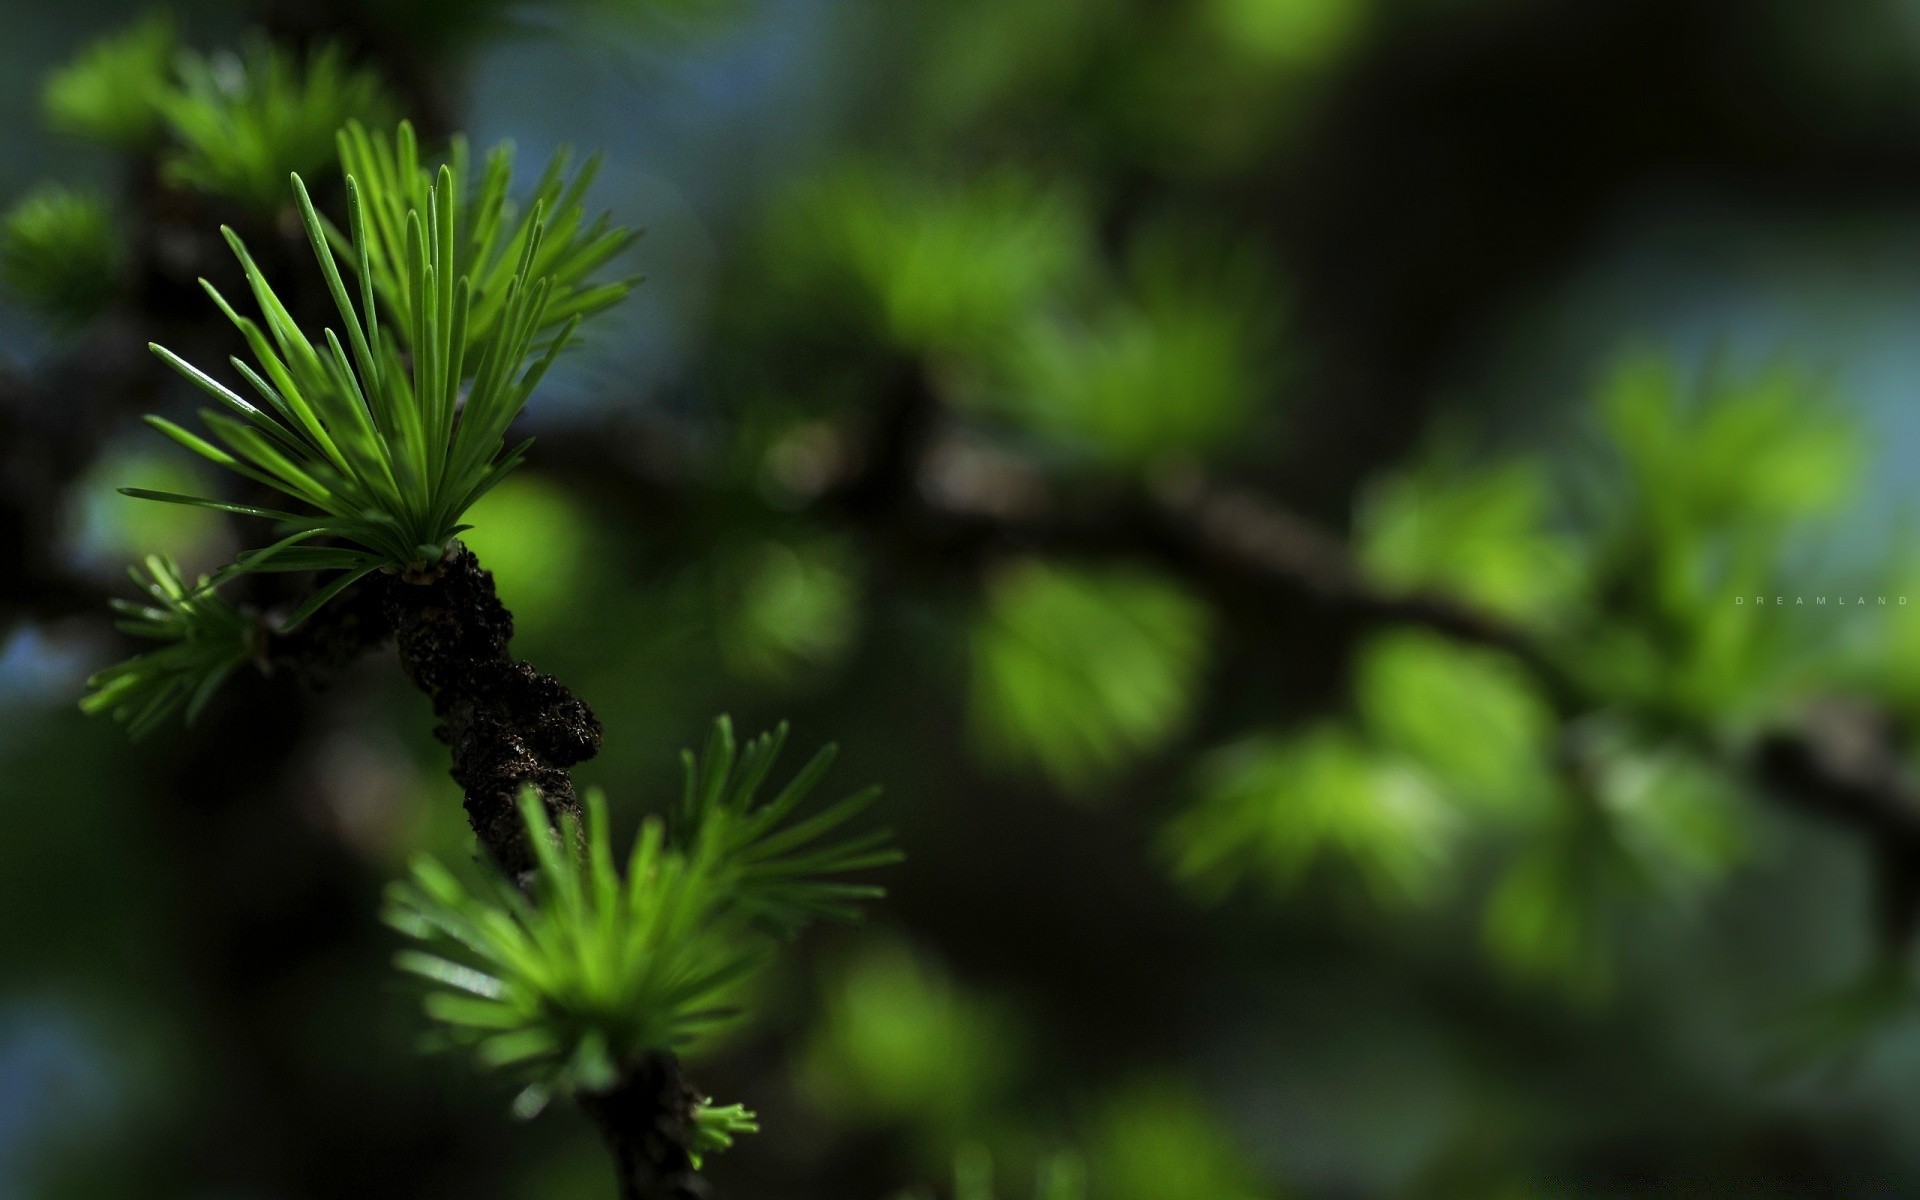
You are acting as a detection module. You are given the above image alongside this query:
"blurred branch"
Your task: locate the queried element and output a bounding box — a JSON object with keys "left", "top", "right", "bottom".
{"left": 731, "top": 367, "right": 1920, "bottom": 953}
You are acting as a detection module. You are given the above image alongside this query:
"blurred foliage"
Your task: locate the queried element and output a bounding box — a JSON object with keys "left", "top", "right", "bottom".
{"left": 1482, "top": 729, "right": 1744, "bottom": 1000}
{"left": 970, "top": 561, "right": 1210, "bottom": 797}
{"left": 993, "top": 224, "right": 1276, "bottom": 469}
{"left": 64, "top": 447, "right": 226, "bottom": 575}
{"left": 768, "top": 164, "right": 1090, "bottom": 358}
{"left": 40, "top": 11, "right": 175, "bottom": 149}
{"left": 1355, "top": 632, "right": 1555, "bottom": 812}
{"left": 1765, "top": 960, "right": 1920, "bottom": 1083}
{"left": 1358, "top": 456, "right": 1585, "bottom": 627}
{"left": 938, "top": 1146, "right": 1087, "bottom": 1200}
{"left": 1085, "top": 1080, "right": 1274, "bottom": 1200}
{"left": 714, "top": 535, "right": 860, "bottom": 684}
{"left": 903, "top": 0, "right": 1104, "bottom": 139}
{"left": 1207, "top": 0, "right": 1374, "bottom": 69}
{"left": 459, "top": 475, "right": 595, "bottom": 632}
{"left": 1569, "top": 352, "right": 1859, "bottom": 725}
{"left": 78, "top": 557, "right": 255, "bottom": 738}
{"left": 0, "top": 186, "right": 124, "bottom": 328}
{"left": 1108, "top": 0, "right": 1373, "bottom": 173}
{"left": 160, "top": 41, "right": 398, "bottom": 213}
{"left": 798, "top": 939, "right": 1025, "bottom": 1147}
{"left": 12, "top": 1, "right": 1920, "bottom": 1196}
{"left": 1172, "top": 352, "right": 1802, "bottom": 995}
{"left": 1166, "top": 725, "right": 1455, "bottom": 907}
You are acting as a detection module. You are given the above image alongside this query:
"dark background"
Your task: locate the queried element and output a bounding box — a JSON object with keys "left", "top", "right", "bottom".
{"left": 5, "top": 0, "right": 1920, "bottom": 1197}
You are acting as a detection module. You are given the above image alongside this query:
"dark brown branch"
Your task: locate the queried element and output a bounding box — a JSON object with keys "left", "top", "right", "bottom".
{"left": 578, "top": 1052, "right": 707, "bottom": 1200}
{"left": 266, "top": 544, "right": 599, "bottom": 875}
{"left": 262, "top": 544, "right": 704, "bottom": 1198}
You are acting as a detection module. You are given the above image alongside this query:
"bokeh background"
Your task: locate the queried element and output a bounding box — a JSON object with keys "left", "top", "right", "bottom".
{"left": 7, "top": 0, "right": 1920, "bottom": 1196}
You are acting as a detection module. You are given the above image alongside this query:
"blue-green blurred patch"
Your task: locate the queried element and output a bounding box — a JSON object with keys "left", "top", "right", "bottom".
{"left": 65, "top": 446, "right": 226, "bottom": 575}
{"left": 970, "top": 560, "right": 1211, "bottom": 798}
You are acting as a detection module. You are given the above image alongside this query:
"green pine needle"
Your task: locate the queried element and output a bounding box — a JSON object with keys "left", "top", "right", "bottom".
{"left": 138, "top": 119, "right": 634, "bottom": 585}
{"left": 160, "top": 40, "right": 397, "bottom": 212}
{"left": 679, "top": 715, "right": 904, "bottom": 936}
{"left": 385, "top": 721, "right": 897, "bottom": 1106}
{"left": 1, "top": 186, "right": 125, "bottom": 328}
{"left": 387, "top": 789, "right": 763, "bottom": 1100}
{"left": 689, "top": 1099, "right": 759, "bottom": 1168}
{"left": 80, "top": 556, "right": 258, "bottom": 738}
{"left": 336, "top": 119, "right": 642, "bottom": 355}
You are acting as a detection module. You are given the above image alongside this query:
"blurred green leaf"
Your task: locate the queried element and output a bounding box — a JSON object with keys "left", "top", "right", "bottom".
{"left": 909, "top": 0, "right": 1101, "bottom": 136}
{"left": 1206, "top": 0, "right": 1373, "bottom": 68}
{"left": 1481, "top": 808, "right": 1631, "bottom": 1000}
{"left": 1572, "top": 350, "right": 1858, "bottom": 722}
{"left": 1600, "top": 350, "right": 1855, "bottom": 531}
{"left": 949, "top": 1145, "right": 1089, "bottom": 1200}
{"left": 970, "top": 561, "right": 1210, "bottom": 796}
{"left": 1483, "top": 725, "right": 1744, "bottom": 997}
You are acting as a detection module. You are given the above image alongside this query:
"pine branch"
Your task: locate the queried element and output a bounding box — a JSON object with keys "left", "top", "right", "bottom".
{"left": 384, "top": 544, "right": 600, "bottom": 875}
{"left": 573, "top": 363, "right": 1920, "bottom": 956}
{"left": 265, "top": 544, "right": 603, "bottom": 877}
{"left": 577, "top": 1052, "right": 707, "bottom": 1200}
{"left": 894, "top": 419, "right": 1920, "bottom": 949}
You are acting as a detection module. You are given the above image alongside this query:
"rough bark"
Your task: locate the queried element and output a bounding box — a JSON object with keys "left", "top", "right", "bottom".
{"left": 266, "top": 543, "right": 703, "bottom": 1195}
{"left": 378, "top": 544, "right": 601, "bottom": 878}
{"left": 578, "top": 1052, "right": 708, "bottom": 1200}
